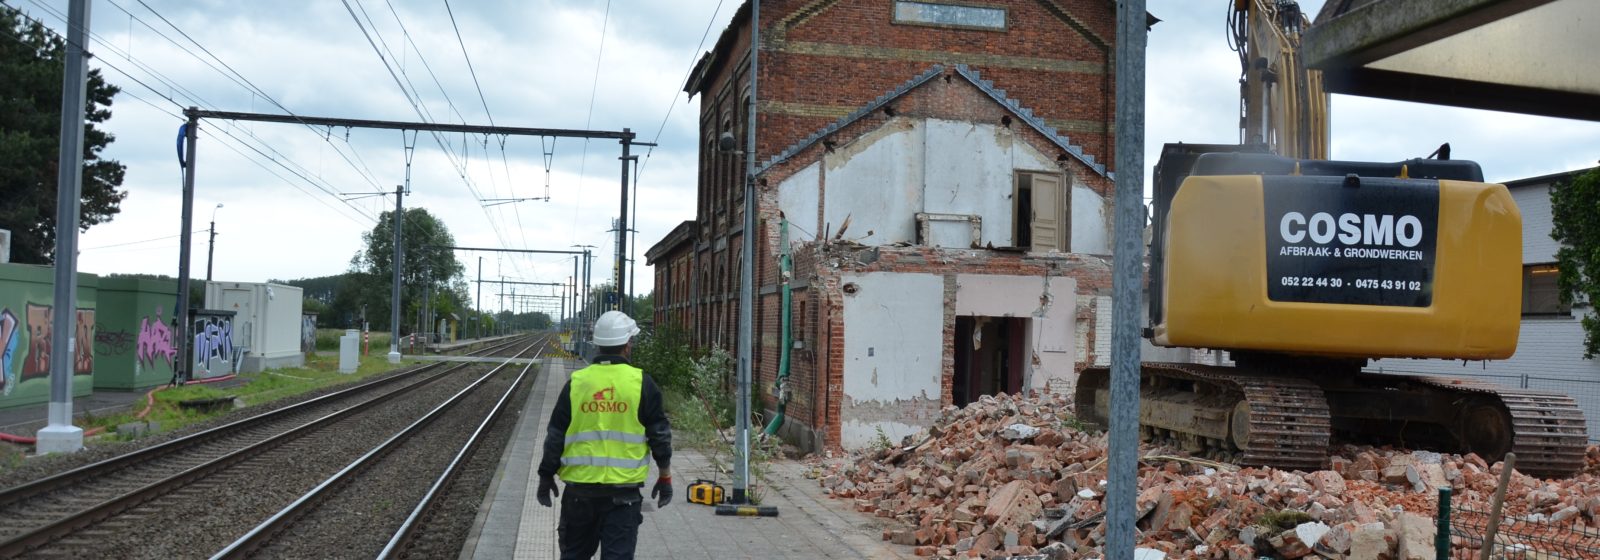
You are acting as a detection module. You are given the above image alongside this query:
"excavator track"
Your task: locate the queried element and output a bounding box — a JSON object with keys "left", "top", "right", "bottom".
{"left": 1074, "top": 363, "right": 1331, "bottom": 472}
{"left": 1387, "top": 373, "right": 1588, "bottom": 478}
{"left": 1073, "top": 364, "right": 1590, "bottom": 478}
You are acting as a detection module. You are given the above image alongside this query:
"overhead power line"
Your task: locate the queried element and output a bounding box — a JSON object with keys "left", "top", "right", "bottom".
{"left": 640, "top": 0, "right": 726, "bottom": 178}
{"left": 340, "top": 0, "right": 530, "bottom": 280}
{"left": 571, "top": 0, "right": 613, "bottom": 243}
{"left": 127, "top": 0, "right": 389, "bottom": 193}
{"left": 2, "top": 1, "right": 377, "bottom": 225}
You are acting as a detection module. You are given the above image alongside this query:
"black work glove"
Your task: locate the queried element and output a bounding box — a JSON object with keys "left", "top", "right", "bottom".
{"left": 537, "top": 476, "right": 559, "bottom": 507}
{"left": 651, "top": 477, "right": 673, "bottom": 508}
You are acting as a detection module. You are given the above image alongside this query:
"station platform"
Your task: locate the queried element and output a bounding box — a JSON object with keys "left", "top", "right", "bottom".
{"left": 462, "top": 357, "right": 908, "bottom": 559}
{"left": 423, "top": 334, "right": 520, "bottom": 354}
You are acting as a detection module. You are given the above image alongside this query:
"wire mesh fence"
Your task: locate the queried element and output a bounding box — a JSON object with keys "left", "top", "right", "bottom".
{"left": 1367, "top": 367, "right": 1600, "bottom": 443}
{"left": 1448, "top": 504, "right": 1600, "bottom": 559}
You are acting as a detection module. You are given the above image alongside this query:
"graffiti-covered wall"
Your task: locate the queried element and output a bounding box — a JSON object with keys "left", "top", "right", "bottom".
{"left": 191, "top": 310, "right": 239, "bottom": 379}
{"left": 301, "top": 313, "right": 317, "bottom": 354}
{"left": 94, "top": 276, "right": 179, "bottom": 389}
{"left": 0, "top": 264, "right": 96, "bottom": 408}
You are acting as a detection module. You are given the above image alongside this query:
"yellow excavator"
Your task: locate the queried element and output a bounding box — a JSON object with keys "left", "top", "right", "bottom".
{"left": 1073, "top": 0, "right": 1589, "bottom": 478}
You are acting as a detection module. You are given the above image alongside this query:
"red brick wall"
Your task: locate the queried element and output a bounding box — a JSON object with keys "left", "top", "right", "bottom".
{"left": 786, "top": 244, "right": 1112, "bottom": 452}
{"left": 674, "top": 0, "right": 1120, "bottom": 450}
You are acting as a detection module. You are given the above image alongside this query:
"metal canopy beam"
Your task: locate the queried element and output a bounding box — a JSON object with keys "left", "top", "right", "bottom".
{"left": 434, "top": 245, "right": 587, "bottom": 256}
{"left": 1303, "top": 0, "right": 1554, "bottom": 67}
{"left": 476, "top": 280, "right": 565, "bottom": 287}
{"left": 187, "top": 109, "right": 634, "bottom": 140}
{"left": 1304, "top": 0, "right": 1600, "bottom": 121}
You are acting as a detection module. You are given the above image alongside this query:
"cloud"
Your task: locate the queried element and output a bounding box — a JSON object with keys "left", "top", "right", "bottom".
{"left": 23, "top": 0, "right": 1598, "bottom": 319}
{"left": 14, "top": 0, "right": 733, "bottom": 315}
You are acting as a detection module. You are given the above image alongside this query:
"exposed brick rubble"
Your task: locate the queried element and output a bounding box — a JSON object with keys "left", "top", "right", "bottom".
{"left": 812, "top": 392, "right": 1600, "bottom": 559}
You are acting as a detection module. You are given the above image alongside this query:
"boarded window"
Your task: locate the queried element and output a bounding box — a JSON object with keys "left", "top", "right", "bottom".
{"left": 893, "top": 1, "right": 1006, "bottom": 30}
{"left": 1523, "top": 263, "right": 1569, "bottom": 316}
{"left": 1015, "top": 172, "right": 1067, "bottom": 252}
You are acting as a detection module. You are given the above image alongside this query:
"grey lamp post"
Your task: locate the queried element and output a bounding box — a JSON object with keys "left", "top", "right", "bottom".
{"left": 206, "top": 203, "right": 223, "bottom": 283}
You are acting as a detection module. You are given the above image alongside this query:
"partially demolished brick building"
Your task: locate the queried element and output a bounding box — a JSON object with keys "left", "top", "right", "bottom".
{"left": 646, "top": 0, "right": 1129, "bottom": 452}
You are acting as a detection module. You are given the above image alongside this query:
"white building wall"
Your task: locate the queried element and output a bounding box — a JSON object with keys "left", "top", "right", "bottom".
{"left": 954, "top": 274, "right": 1074, "bottom": 393}
{"left": 822, "top": 119, "right": 925, "bottom": 246}
{"left": 838, "top": 271, "right": 945, "bottom": 450}
{"left": 1513, "top": 183, "right": 1559, "bottom": 263}
{"left": 1072, "top": 186, "right": 1111, "bottom": 255}
{"left": 803, "top": 116, "right": 1109, "bottom": 249}
{"left": 777, "top": 162, "right": 821, "bottom": 243}
{"left": 921, "top": 119, "right": 1057, "bottom": 247}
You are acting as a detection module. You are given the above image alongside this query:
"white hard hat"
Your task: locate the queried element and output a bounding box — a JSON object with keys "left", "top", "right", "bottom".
{"left": 592, "top": 310, "right": 640, "bottom": 346}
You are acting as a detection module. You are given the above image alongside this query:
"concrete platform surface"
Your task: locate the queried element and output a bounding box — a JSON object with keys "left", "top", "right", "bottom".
{"left": 464, "top": 357, "right": 909, "bottom": 560}
{"left": 426, "top": 334, "right": 520, "bottom": 354}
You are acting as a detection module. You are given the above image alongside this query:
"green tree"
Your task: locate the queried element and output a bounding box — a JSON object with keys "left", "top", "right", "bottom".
{"left": 1550, "top": 167, "right": 1600, "bottom": 358}
{"left": 352, "top": 208, "right": 466, "bottom": 333}
{"left": 0, "top": 6, "right": 127, "bottom": 264}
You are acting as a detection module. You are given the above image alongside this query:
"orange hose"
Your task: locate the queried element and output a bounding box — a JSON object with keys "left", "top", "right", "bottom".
{"left": 0, "top": 374, "right": 240, "bottom": 445}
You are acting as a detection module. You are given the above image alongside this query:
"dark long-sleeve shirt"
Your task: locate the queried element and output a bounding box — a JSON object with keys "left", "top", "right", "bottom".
{"left": 538, "top": 355, "right": 672, "bottom": 489}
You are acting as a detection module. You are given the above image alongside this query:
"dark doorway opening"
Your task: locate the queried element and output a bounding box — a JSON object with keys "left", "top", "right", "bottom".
{"left": 952, "top": 316, "right": 1027, "bottom": 407}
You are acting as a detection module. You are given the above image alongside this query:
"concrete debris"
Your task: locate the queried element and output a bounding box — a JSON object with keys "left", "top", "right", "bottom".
{"left": 1000, "top": 423, "right": 1041, "bottom": 441}
{"left": 810, "top": 392, "right": 1600, "bottom": 559}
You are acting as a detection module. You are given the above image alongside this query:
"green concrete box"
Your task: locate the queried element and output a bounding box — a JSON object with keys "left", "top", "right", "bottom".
{"left": 0, "top": 263, "right": 97, "bottom": 408}
{"left": 95, "top": 276, "right": 179, "bottom": 389}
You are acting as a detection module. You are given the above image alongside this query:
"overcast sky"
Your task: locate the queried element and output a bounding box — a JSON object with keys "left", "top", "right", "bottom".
{"left": 14, "top": 0, "right": 1600, "bottom": 319}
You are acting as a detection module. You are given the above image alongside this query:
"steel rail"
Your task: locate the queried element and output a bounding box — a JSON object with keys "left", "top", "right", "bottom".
{"left": 211, "top": 335, "right": 550, "bottom": 559}
{"left": 0, "top": 335, "right": 535, "bottom": 556}
{"left": 378, "top": 343, "right": 545, "bottom": 558}
{"left": 0, "top": 335, "right": 525, "bottom": 512}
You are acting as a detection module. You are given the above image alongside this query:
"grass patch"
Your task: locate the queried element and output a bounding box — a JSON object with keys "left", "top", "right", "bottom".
{"left": 315, "top": 329, "right": 392, "bottom": 352}
{"left": 76, "top": 353, "right": 421, "bottom": 440}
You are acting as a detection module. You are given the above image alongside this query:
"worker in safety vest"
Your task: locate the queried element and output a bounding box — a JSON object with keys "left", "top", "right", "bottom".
{"left": 536, "top": 310, "right": 672, "bottom": 560}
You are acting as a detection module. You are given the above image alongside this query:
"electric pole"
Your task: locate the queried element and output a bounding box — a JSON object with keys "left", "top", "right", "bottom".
{"left": 732, "top": 0, "right": 760, "bottom": 506}
{"left": 206, "top": 203, "right": 222, "bottom": 283}
{"left": 39, "top": 0, "right": 91, "bottom": 454}
{"left": 387, "top": 185, "right": 404, "bottom": 364}
{"left": 476, "top": 256, "right": 483, "bottom": 339}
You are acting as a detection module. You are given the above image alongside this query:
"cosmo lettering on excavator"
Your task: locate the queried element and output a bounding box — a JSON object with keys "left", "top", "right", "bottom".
{"left": 1073, "top": 0, "right": 1589, "bottom": 478}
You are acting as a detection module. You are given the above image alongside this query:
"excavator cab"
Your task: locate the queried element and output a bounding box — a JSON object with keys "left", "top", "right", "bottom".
{"left": 1073, "top": 144, "right": 1587, "bottom": 478}
{"left": 1147, "top": 144, "right": 1521, "bottom": 361}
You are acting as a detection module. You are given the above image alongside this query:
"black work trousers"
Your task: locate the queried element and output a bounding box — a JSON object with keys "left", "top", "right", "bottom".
{"left": 558, "top": 490, "right": 644, "bottom": 560}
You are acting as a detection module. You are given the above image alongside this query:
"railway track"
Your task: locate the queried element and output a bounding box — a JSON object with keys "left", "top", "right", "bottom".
{"left": 0, "top": 334, "right": 548, "bottom": 559}
{"left": 215, "top": 337, "right": 545, "bottom": 558}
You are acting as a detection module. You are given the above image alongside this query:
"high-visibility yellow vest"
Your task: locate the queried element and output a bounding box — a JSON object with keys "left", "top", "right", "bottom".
{"left": 557, "top": 362, "right": 650, "bottom": 484}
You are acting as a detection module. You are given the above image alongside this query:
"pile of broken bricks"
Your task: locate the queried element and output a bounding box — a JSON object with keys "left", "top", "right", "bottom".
{"left": 812, "top": 392, "right": 1600, "bottom": 559}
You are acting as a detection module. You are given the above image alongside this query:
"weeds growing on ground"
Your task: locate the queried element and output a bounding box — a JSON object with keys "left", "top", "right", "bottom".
{"left": 634, "top": 332, "right": 775, "bottom": 504}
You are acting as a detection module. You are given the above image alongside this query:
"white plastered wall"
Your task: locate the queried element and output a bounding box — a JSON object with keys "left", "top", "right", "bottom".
{"left": 772, "top": 117, "right": 1110, "bottom": 250}
{"left": 838, "top": 271, "right": 944, "bottom": 449}
{"left": 954, "top": 274, "right": 1076, "bottom": 394}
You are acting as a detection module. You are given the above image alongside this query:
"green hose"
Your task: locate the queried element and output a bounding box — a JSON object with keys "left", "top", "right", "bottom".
{"left": 764, "top": 218, "right": 792, "bottom": 436}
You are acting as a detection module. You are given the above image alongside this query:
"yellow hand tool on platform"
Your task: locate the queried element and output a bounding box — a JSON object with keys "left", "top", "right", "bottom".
{"left": 687, "top": 479, "right": 725, "bottom": 506}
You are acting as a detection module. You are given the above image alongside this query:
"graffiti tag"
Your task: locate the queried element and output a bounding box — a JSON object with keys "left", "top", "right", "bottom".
{"left": 0, "top": 309, "right": 17, "bottom": 395}
{"left": 95, "top": 328, "right": 134, "bottom": 357}
{"left": 23, "top": 304, "right": 50, "bottom": 380}
{"left": 18, "top": 304, "right": 96, "bottom": 380}
{"left": 301, "top": 314, "right": 317, "bottom": 353}
{"left": 136, "top": 308, "right": 177, "bottom": 371}
{"left": 75, "top": 309, "right": 95, "bottom": 374}
{"left": 193, "top": 316, "right": 235, "bottom": 378}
